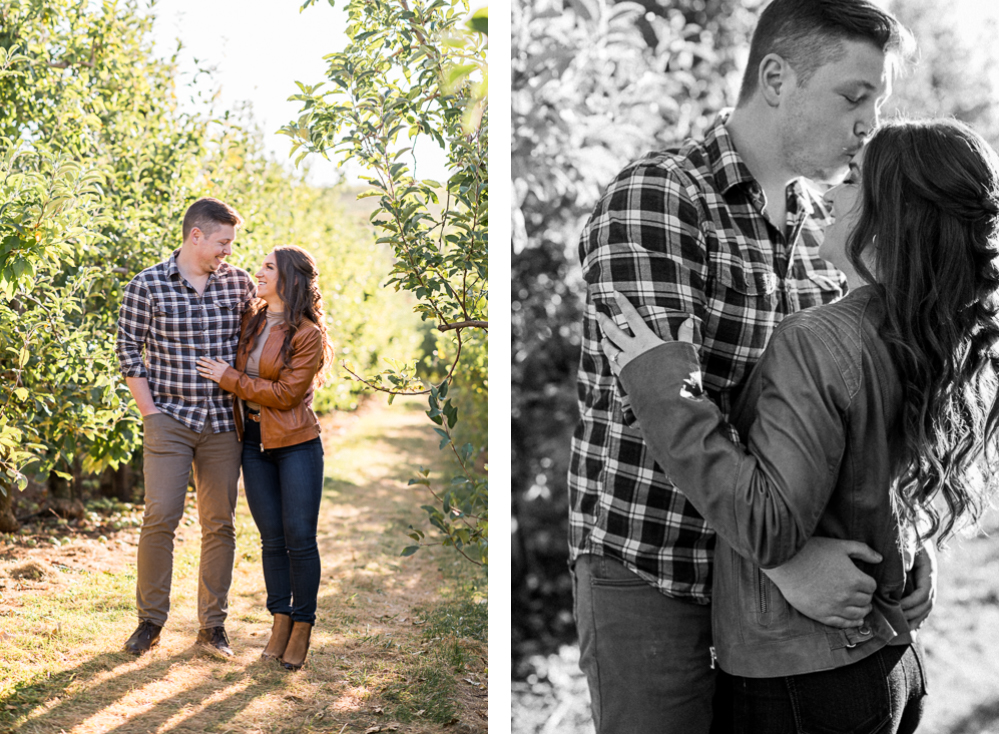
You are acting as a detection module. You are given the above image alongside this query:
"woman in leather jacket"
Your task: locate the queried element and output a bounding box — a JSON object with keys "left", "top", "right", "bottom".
{"left": 600, "top": 119, "right": 998, "bottom": 733}
{"left": 197, "top": 244, "right": 335, "bottom": 671}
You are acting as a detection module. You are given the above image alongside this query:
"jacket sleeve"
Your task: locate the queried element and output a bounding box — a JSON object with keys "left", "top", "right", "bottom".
{"left": 218, "top": 326, "right": 322, "bottom": 410}
{"left": 618, "top": 327, "right": 849, "bottom": 568}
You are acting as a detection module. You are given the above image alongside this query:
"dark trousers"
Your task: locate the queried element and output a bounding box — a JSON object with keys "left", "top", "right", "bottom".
{"left": 723, "top": 642, "right": 926, "bottom": 734}
{"left": 573, "top": 554, "right": 724, "bottom": 734}
{"left": 242, "top": 420, "right": 324, "bottom": 624}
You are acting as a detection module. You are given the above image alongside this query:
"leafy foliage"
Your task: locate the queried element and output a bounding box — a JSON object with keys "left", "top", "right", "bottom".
{"left": 283, "top": 0, "right": 488, "bottom": 566}
{"left": 0, "top": 0, "right": 424, "bottom": 529}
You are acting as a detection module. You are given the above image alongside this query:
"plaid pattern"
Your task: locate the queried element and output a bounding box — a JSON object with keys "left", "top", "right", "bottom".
{"left": 116, "top": 250, "right": 256, "bottom": 433}
{"left": 568, "top": 115, "right": 847, "bottom": 603}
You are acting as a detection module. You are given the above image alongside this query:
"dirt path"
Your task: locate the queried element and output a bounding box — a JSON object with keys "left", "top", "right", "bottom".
{"left": 0, "top": 396, "right": 487, "bottom": 734}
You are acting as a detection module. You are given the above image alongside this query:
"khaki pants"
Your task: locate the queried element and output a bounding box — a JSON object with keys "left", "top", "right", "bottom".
{"left": 137, "top": 412, "right": 242, "bottom": 629}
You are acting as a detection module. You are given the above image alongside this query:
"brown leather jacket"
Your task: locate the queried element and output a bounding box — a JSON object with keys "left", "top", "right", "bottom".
{"left": 219, "top": 311, "right": 323, "bottom": 449}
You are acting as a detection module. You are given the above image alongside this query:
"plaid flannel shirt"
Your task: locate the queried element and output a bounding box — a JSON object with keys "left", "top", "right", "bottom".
{"left": 568, "top": 114, "right": 847, "bottom": 603}
{"left": 115, "top": 250, "right": 256, "bottom": 434}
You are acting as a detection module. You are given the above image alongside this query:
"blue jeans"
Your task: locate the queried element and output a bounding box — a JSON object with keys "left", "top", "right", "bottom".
{"left": 241, "top": 420, "right": 324, "bottom": 624}
{"left": 724, "top": 642, "right": 926, "bottom": 734}
{"left": 573, "top": 554, "right": 725, "bottom": 734}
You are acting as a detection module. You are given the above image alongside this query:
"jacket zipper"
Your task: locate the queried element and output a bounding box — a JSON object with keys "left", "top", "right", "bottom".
{"left": 757, "top": 569, "right": 769, "bottom": 614}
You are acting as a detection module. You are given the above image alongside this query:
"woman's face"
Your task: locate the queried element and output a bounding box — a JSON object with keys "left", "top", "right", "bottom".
{"left": 255, "top": 251, "right": 280, "bottom": 302}
{"left": 820, "top": 148, "right": 865, "bottom": 273}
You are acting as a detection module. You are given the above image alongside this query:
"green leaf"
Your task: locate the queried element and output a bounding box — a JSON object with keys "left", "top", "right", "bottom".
{"left": 467, "top": 7, "right": 488, "bottom": 35}
{"left": 400, "top": 545, "right": 420, "bottom": 557}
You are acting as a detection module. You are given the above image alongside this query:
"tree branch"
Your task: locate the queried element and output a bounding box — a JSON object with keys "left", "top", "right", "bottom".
{"left": 438, "top": 320, "right": 487, "bottom": 332}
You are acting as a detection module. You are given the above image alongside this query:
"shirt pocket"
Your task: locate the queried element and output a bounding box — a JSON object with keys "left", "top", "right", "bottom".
{"left": 706, "top": 257, "right": 779, "bottom": 348}
{"left": 151, "top": 296, "right": 192, "bottom": 343}
{"left": 206, "top": 297, "right": 243, "bottom": 345}
{"left": 798, "top": 267, "right": 845, "bottom": 308}
{"left": 714, "top": 259, "right": 778, "bottom": 299}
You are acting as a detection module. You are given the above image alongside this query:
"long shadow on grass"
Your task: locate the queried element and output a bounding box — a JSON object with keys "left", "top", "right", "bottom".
{"left": 0, "top": 652, "right": 128, "bottom": 729}
{"left": 0, "top": 646, "right": 300, "bottom": 734}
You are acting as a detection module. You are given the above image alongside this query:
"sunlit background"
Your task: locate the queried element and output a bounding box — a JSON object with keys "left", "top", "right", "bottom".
{"left": 147, "top": 0, "right": 451, "bottom": 185}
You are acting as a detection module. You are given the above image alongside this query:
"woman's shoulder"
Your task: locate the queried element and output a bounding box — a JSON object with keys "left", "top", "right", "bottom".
{"left": 778, "top": 286, "right": 882, "bottom": 342}
{"left": 290, "top": 318, "right": 323, "bottom": 344}
{"left": 768, "top": 286, "right": 886, "bottom": 395}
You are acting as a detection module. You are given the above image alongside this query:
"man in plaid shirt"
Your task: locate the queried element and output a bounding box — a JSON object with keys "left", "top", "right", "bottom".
{"left": 569, "top": 1, "right": 935, "bottom": 731}
{"left": 116, "top": 197, "right": 256, "bottom": 657}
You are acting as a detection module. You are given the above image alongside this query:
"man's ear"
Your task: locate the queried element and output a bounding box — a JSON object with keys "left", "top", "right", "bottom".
{"left": 190, "top": 226, "right": 202, "bottom": 245}
{"left": 759, "top": 53, "right": 793, "bottom": 108}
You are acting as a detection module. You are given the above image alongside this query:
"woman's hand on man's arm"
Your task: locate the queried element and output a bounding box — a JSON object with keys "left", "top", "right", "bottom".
{"left": 599, "top": 291, "right": 697, "bottom": 375}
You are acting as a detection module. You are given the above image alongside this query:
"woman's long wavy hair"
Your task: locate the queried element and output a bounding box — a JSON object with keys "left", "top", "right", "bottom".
{"left": 847, "top": 118, "right": 999, "bottom": 544}
{"left": 242, "top": 245, "right": 336, "bottom": 387}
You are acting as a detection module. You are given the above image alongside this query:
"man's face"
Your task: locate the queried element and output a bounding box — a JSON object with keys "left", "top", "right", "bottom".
{"left": 191, "top": 223, "right": 236, "bottom": 275}
{"left": 779, "top": 40, "right": 890, "bottom": 184}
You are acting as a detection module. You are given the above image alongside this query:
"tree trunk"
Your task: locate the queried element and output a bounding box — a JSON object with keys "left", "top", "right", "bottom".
{"left": 70, "top": 455, "right": 83, "bottom": 503}
{"left": 45, "top": 470, "right": 85, "bottom": 519}
{"left": 100, "top": 464, "right": 135, "bottom": 503}
{"left": 0, "top": 487, "right": 19, "bottom": 533}
{"left": 48, "top": 469, "right": 71, "bottom": 500}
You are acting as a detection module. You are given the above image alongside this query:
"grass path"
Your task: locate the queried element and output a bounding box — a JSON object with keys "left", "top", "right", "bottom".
{"left": 0, "top": 396, "right": 487, "bottom": 734}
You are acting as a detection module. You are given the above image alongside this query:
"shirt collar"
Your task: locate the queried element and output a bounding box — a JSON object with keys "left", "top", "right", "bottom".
{"left": 166, "top": 249, "right": 182, "bottom": 280}
{"left": 166, "top": 248, "right": 231, "bottom": 286}
{"left": 705, "top": 110, "right": 757, "bottom": 195}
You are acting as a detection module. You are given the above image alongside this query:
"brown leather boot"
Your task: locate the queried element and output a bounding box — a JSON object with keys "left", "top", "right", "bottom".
{"left": 261, "top": 614, "right": 293, "bottom": 660}
{"left": 280, "top": 621, "right": 313, "bottom": 671}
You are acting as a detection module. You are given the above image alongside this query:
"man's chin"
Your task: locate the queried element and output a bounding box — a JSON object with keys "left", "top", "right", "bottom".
{"left": 814, "top": 162, "right": 851, "bottom": 185}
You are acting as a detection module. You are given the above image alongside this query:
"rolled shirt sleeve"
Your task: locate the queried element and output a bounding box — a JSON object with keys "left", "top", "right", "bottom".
{"left": 581, "top": 164, "right": 709, "bottom": 426}
{"left": 116, "top": 277, "right": 152, "bottom": 379}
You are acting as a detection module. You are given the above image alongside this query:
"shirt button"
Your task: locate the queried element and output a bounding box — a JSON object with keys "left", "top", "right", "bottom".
{"left": 859, "top": 626, "right": 871, "bottom": 636}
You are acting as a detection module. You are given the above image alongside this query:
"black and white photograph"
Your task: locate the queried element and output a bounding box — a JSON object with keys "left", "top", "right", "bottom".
{"left": 512, "top": 0, "right": 998, "bottom": 732}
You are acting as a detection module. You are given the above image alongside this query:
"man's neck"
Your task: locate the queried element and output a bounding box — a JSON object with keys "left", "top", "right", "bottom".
{"left": 725, "top": 106, "right": 796, "bottom": 193}
{"left": 175, "top": 245, "right": 210, "bottom": 295}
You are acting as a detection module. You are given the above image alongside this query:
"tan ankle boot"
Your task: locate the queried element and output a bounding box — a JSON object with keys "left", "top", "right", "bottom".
{"left": 261, "top": 614, "right": 293, "bottom": 660}
{"left": 280, "top": 621, "right": 313, "bottom": 671}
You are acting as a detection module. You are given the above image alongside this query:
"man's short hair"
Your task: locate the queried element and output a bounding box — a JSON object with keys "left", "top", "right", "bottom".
{"left": 737, "top": 0, "right": 914, "bottom": 107}
{"left": 182, "top": 197, "right": 244, "bottom": 240}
